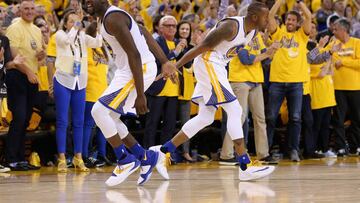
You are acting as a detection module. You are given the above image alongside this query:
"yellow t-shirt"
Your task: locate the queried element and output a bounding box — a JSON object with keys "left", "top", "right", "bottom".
{"left": 332, "top": 37, "right": 360, "bottom": 90}
{"left": 140, "top": 9, "right": 153, "bottom": 33}
{"left": 311, "top": 0, "right": 322, "bottom": 13}
{"left": 178, "top": 66, "right": 195, "bottom": 101}
{"left": 47, "top": 34, "right": 56, "bottom": 57}
{"left": 310, "top": 62, "right": 336, "bottom": 109}
{"left": 303, "top": 81, "right": 310, "bottom": 95}
{"left": 35, "top": 0, "right": 53, "bottom": 14}
{"left": 37, "top": 66, "right": 49, "bottom": 91}
{"left": 229, "top": 32, "right": 265, "bottom": 83}
{"left": 86, "top": 48, "right": 108, "bottom": 102}
{"left": 157, "top": 40, "right": 179, "bottom": 97}
{"left": 270, "top": 27, "right": 309, "bottom": 82}
{"left": 140, "top": 0, "right": 151, "bottom": 9}
{"left": 0, "top": 2, "right": 8, "bottom": 8}
{"left": 6, "top": 19, "right": 43, "bottom": 74}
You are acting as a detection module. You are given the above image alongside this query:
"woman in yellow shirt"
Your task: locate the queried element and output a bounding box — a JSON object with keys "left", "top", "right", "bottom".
{"left": 83, "top": 22, "right": 109, "bottom": 168}
{"left": 306, "top": 23, "right": 338, "bottom": 158}
{"left": 174, "top": 21, "right": 195, "bottom": 162}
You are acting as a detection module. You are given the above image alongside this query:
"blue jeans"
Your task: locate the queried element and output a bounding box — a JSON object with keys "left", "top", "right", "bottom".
{"left": 266, "top": 82, "right": 303, "bottom": 151}
{"left": 54, "top": 78, "right": 85, "bottom": 154}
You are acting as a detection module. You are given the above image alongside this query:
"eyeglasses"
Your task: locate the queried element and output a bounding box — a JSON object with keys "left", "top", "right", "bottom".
{"left": 163, "top": 24, "right": 177, "bottom": 28}
{"left": 35, "top": 23, "right": 46, "bottom": 28}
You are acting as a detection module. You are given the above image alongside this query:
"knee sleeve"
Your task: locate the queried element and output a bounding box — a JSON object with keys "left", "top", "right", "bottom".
{"left": 182, "top": 102, "right": 216, "bottom": 139}
{"left": 110, "top": 112, "right": 129, "bottom": 139}
{"left": 91, "top": 102, "right": 118, "bottom": 138}
{"left": 222, "top": 101, "right": 244, "bottom": 140}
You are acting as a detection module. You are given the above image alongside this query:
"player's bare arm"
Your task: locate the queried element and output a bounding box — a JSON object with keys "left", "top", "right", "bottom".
{"left": 139, "top": 25, "right": 178, "bottom": 83}
{"left": 175, "top": 19, "right": 237, "bottom": 69}
{"left": 104, "top": 12, "right": 147, "bottom": 114}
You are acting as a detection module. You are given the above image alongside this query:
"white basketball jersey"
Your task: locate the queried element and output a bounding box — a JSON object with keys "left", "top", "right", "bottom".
{"left": 100, "top": 6, "right": 155, "bottom": 70}
{"left": 205, "top": 16, "right": 256, "bottom": 66}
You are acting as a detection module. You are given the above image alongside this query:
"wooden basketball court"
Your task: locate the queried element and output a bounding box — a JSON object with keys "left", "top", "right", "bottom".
{"left": 1, "top": 157, "right": 360, "bottom": 202}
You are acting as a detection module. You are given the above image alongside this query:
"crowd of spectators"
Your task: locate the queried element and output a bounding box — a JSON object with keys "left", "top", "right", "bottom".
{"left": 0, "top": 0, "right": 360, "bottom": 172}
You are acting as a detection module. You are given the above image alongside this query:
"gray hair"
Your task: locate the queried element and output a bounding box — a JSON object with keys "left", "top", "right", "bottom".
{"left": 335, "top": 18, "right": 351, "bottom": 34}
{"left": 159, "top": 15, "right": 177, "bottom": 26}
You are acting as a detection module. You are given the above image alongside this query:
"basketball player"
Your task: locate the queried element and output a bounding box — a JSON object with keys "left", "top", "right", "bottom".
{"left": 85, "top": 0, "right": 177, "bottom": 186}
{"left": 160, "top": 2, "right": 276, "bottom": 180}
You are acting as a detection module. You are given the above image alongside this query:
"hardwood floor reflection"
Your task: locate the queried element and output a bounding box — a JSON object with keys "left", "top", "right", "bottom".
{"left": 1, "top": 157, "right": 360, "bottom": 202}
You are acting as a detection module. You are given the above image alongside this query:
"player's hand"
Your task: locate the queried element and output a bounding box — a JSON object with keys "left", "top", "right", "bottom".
{"left": 157, "top": 61, "right": 179, "bottom": 84}
{"left": 134, "top": 93, "right": 148, "bottom": 115}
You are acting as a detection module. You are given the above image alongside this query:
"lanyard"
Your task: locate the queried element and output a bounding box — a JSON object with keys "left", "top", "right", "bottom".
{"left": 70, "top": 32, "right": 83, "bottom": 59}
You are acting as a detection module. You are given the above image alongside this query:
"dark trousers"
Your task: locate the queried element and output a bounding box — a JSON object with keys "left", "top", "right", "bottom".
{"left": 333, "top": 90, "right": 360, "bottom": 150}
{"left": 5, "top": 70, "right": 38, "bottom": 163}
{"left": 144, "top": 95, "right": 177, "bottom": 148}
{"left": 266, "top": 82, "right": 303, "bottom": 151}
{"left": 302, "top": 94, "right": 314, "bottom": 155}
{"left": 312, "top": 107, "right": 332, "bottom": 152}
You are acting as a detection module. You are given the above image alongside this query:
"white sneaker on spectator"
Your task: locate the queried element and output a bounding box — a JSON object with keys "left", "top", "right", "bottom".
{"left": 356, "top": 148, "right": 360, "bottom": 156}
{"left": 239, "top": 165, "right": 275, "bottom": 181}
{"left": 0, "top": 164, "right": 10, "bottom": 173}
{"left": 323, "top": 150, "right": 337, "bottom": 158}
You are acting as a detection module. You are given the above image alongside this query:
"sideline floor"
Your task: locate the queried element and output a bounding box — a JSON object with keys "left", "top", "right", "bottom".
{"left": 1, "top": 157, "right": 360, "bottom": 202}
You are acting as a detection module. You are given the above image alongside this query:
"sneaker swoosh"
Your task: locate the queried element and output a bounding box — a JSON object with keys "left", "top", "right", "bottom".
{"left": 253, "top": 166, "right": 269, "bottom": 173}
{"left": 114, "top": 164, "right": 132, "bottom": 175}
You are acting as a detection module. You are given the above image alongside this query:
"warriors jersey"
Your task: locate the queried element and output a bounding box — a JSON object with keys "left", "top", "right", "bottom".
{"left": 100, "top": 6, "right": 155, "bottom": 70}
{"left": 206, "top": 16, "right": 256, "bottom": 66}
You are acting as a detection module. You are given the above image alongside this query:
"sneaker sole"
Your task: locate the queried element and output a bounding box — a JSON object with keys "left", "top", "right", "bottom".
{"left": 239, "top": 166, "right": 275, "bottom": 181}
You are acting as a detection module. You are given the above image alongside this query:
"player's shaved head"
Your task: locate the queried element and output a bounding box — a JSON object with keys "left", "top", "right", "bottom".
{"left": 246, "top": 1, "right": 269, "bottom": 31}
{"left": 247, "top": 1, "right": 268, "bottom": 16}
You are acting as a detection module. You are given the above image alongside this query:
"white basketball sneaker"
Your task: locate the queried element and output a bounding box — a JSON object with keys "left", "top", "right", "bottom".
{"left": 239, "top": 165, "right": 275, "bottom": 181}
{"left": 105, "top": 154, "right": 140, "bottom": 187}
{"left": 149, "top": 145, "right": 170, "bottom": 180}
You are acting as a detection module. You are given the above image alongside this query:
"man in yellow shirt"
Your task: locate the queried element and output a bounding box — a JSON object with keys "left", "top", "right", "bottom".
{"left": 5, "top": 0, "right": 45, "bottom": 171}
{"left": 144, "top": 16, "right": 186, "bottom": 148}
{"left": 267, "top": 0, "right": 311, "bottom": 162}
{"left": 331, "top": 19, "right": 360, "bottom": 156}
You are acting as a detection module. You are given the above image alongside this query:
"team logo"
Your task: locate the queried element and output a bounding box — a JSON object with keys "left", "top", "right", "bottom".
{"left": 225, "top": 45, "right": 245, "bottom": 59}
